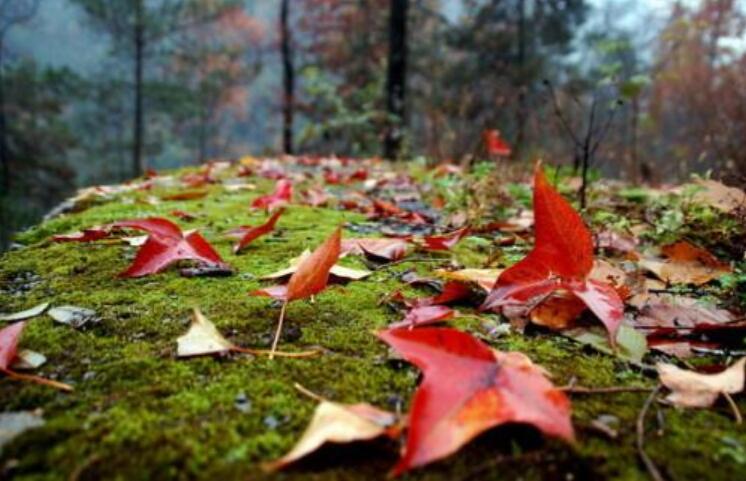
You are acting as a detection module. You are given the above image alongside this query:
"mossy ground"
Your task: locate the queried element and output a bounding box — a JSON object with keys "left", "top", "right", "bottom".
{"left": 1, "top": 165, "right": 745, "bottom": 481}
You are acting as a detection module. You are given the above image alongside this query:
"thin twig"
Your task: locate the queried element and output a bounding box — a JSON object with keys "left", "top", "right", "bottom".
{"left": 294, "top": 382, "right": 329, "bottom": 403}
{"left": 231, "top": 345, "right": 320, "bottom": 358}
{"left": 562, "top": 385, "right": 654, "bottom": 394}
{"left": 636, "top": 384, "right": 665, "bottom": 481}
{"left": 269, "top": 300, "right": 289, "bottom": 360}
{"left": 722, "top": 392, "right": 743, "bottom": 425}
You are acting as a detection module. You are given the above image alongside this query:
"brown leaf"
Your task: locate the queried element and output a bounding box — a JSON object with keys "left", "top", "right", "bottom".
{"left": 657, "top": 357, "right": 746, "bottom": 407}
{"left": 266, "top": 400, "right": 398, "bottom": 471}
{"left": 639, "top": 241, "right": 732, "bottom": 285}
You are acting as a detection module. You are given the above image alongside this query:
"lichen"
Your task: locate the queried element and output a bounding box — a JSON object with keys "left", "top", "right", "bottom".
{"left": 1, "top": 165, "right": 744, "bottom": 481}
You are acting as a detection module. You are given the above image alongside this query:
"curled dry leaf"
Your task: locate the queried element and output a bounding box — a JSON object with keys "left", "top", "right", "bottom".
{"left": 266, "top": 399, "right": 398, "bottom": 471}
{"left": 0, "top": 302, "right": 50, "bottom": 322}
{"left": 482, "top": 163, "right": 624, "bottom": 345}
{"left": 657, "top": 357, "right": 745, "bottom": 408}
{"left": 377, "top": 327, "right": 573, "bottom": 475}
{"left": 639, "top": 240, "right": 732, "bottom": 285}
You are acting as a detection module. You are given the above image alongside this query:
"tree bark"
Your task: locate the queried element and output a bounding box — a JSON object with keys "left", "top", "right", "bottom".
{"left": 513, "top": 0, "right": 527, "bottom": 160}
{"left": 0, "top": 43, "right": 8, "bottom": 194}
{"left": 280, "top": 0, "right": 294, "bottom": 155}
{"left": 384, "top": 0, "right": 408, "bottom": 160}
{"left": 133, "top": 0, "right": 145, "bottom": 177}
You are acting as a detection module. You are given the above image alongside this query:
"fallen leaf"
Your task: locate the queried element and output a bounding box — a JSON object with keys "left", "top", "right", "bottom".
{"left": 639, "top": 241, "right": 732, "bottom": 285}
{"left": 657, "top": 358, "right": 746, "bottom": 407}
{"left": 48, "top": 306, "right": 98, "bottom": 329}
{"left": 51, "top": 227, "right": 110, "bottom": 243}
{"left": 482, "top": 163, "right": 624, "bottom": 345}
{"left": 176, "top": 308, "right": 318, "bottom": 359}
{"left": 177, "top": 308, "right": 234, "bottom": 357}
{"left": 230, "top": 208, "right": 285, "bottom": 254}
{"left": 252, "top": 179, "right": 293, "bottom": 211}
{"left": 483, "top": 129, "right": 512, "bottom": 156}
{"left": 0, "top": 410, "right": 44, "bottom": 450}
{"left": 564, "top": 325, "right": 648, "bottom": 365}
{"left": 112, "top": 218, "right": 229, "bottom": 277}
{"left": 389, "top": 305, "right": 455, "bottom": 329}
{"left": 436, "top": 268, "right": 503, "bottom": 292}
{"left": 633, "top": 294, "right": 734, "bottom": 332}
{"left": 418, "top": 227, "right": 470, "bottom": 251}
{"left": 0, "top": 322, "right": 72, "bottom": 391}
{"left": 0, "top": 302, "right": 50, "bottom": 322}
{"left": 266, "top": 399, "right": 398, "bottom": 471}
{"left": 253, "top": 228, "right": 342, "bottom": 357}
{"left": 693, "top": 179, "right": 746, "bottom": 213}
{"left": 11, "top": 349, "right": 47, "bottom": 370}
{"left": 259, "top": 249, "right": 370, "bottom": 284}
{"left": 341, "top": 238, "right": 409, "bottom": 261}
{"left": 377, "top": 327, "right": 573, "bottom": 475}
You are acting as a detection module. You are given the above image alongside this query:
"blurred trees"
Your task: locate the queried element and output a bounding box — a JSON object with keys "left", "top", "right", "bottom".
{"left": 649, "top": 0, "right": 746, "bottom": 180}
{"left": 71, "top": 0, "right": 247, "bottom": 176}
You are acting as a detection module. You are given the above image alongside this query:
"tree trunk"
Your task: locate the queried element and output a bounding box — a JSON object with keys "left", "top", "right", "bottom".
{"left": 384, "top": 0, "right": 408, "bottom": 160}
{"left": 0, "top": 43, "right": 8, "bottom": 249}
{"left": 280, "top": 0, "right": 294, "bottom": 155}
{"left": 0, "top": 43, "right": 8, "bottom": 194}
{"left": 513, "top": 0, "right": 527, "bottom": 160}
{"left": 133, "top": 0, "right": 145, "bottom": 177}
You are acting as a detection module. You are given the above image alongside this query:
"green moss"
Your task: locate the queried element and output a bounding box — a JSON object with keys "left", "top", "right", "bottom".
{"left": 1, "top": 164, "right": 745, "bottom": 481}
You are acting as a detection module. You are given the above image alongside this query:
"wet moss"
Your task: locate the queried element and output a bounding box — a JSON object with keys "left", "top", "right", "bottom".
{"left": 1, "top": 165, "right": 745, "bottom": 481}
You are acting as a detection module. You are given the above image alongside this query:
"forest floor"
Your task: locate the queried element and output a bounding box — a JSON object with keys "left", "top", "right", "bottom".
{"left": 1, "top": 156, "right": 745, "bottom": 481}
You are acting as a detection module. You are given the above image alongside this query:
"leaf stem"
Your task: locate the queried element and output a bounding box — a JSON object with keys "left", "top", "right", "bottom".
{"left": 269, "top": 300, "right": 289, "bottom": 360}
{"left": 2, "top": 368, "right": 73, "bottom": 392}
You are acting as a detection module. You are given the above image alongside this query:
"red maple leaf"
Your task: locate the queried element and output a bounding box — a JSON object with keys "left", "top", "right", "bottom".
{"left": 419, "top": 227, "right": 470, "bottom": 251}
{"left": 389, "top": 305, "right": 455, "bottom": 329}
{"left": 377, "top": 327, "right": 573, "bottom": 475}
{"left": 252, "top": 227, "right": 342, "bottom": 357}
{"left": 229, "top": 208, "right": 284, "bottom": 254}
{"left": 252, "top": 179, "right": 293, "bottom": 211}
{"left": 482, "top": 129, "right": 512, "bottom": 156}
{"left": 112, "top": 218, "right": 228, "bottom": 277}
{"left": 482, "top": 164, "right": 623, "bottom": 344}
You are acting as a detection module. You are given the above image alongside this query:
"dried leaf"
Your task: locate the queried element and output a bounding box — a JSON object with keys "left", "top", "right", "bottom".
{"left": 177, "top": 308, "right": 234, "bottom": 357}
{"left": 0, "top": 303, "right": 50, "bottom": 322}
{"left": 252, "top": 179, "right": 293, "bottom": 211}
{"left": 657, "top": 358, "right": 746, "bottom": 407}
{"left": 639, "top": 241, "right": 732, "bottom": 285}
{"left": 48, "top": 306, "right": 98, "bottom": 329}
{"left": 266, "top": 400, "right": 398, "bottom": 471}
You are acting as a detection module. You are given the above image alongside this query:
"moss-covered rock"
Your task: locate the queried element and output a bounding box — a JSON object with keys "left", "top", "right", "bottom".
{"left": 1, "top": 163, "right": 745, "bottom": 481}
